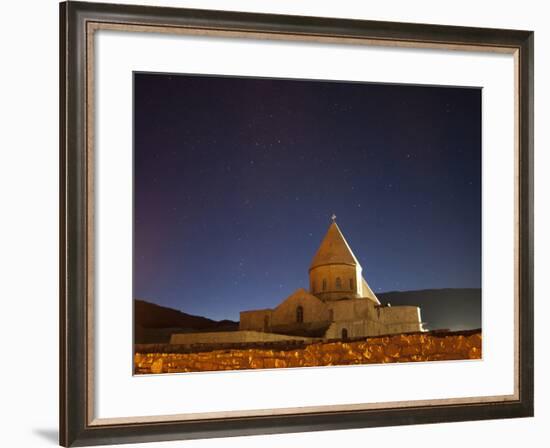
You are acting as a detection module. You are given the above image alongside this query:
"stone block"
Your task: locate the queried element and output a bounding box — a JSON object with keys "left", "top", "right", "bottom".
{"left": 384, "top": 343, "right": 401, "bottom": 358}
{"left": 150, "top": 358, "right": 164, "bottom": 374}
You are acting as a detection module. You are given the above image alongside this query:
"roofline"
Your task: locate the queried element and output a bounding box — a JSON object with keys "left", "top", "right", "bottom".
{"left": 309, "top": 222, "right": 362, "bottom": 269}
{"left": 314, "top": 291, "right": 358, "bottom": 296}
{"left": 240, "top": 308, "right": 273, "bottom": 314}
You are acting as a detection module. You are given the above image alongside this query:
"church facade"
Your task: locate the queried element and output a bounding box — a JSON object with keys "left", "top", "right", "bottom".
{"left": 239, "top": 220, "right": 425, "bottom": 339}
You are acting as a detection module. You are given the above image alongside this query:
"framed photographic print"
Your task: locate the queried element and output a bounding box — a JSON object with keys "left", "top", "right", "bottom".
{"left": 59, "top": 1, "right": 534, "bottom": 446}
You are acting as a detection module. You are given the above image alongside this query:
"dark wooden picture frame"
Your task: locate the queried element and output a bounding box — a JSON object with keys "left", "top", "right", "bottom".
{"left": 60, "top": 1, "right": 534, "bottom": 446}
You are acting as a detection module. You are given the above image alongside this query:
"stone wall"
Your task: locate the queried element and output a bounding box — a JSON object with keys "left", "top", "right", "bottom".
{"left": 240, "top": 289, "right": 329, "bottom": 332}
{"left": 136, "top": 330, "right": 481, "bottom": 374}
{"left": 377, "top": 305, "right": 424, "bottom": 333}
{"left": 240, "top": 290, "right": 423, "bottom": 338}
{"left": 170, "top": 330, "right": 312, "bottom": 345}
{"left": 309, "top": 263, "right": 363, "bottom": 301}
{"left": 239, "top": 309, "right": 272, "bottom": 332}
{"left": 272, "top": 289, "right": 329, "bottom": 327}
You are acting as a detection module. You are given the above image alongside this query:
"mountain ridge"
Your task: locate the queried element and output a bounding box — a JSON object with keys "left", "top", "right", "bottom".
{"left": 377, "top": 288, "right": 481, "bottom": 331}
{"left": 134, "top": 299, "right": 239, "bottom": 344}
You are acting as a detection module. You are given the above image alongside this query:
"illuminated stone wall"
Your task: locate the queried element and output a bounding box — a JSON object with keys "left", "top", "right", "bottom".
{"left": 135, "top": 330, "right": 481, "bottom": 374}
{"left": 170, "top": 330, "right": 312, "bottom": 345}
{"left": 239, "top": 288, "right": 423, "bottom": 337}
{"left": 309, "top": 263, "right": 363, "bottom": 301}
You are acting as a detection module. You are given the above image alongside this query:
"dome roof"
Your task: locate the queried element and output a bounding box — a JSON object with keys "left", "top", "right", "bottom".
{"left": 309, "top": 222, "right": 361, "bottom": 270}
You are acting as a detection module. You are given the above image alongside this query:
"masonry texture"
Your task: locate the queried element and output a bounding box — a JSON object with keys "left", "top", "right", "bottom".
{"left": 135, "top": 330, "right": 481, "bottom": 374}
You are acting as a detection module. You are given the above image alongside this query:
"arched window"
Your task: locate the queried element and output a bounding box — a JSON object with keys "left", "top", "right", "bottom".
{"left": 335, "top": 277, "right": 342, "bottom": 289}
{"left": 322, "top": 279, "right": 327, "bottom": 291}
{"left": 296, "top": 306, "right": 304, "bottom": 323}
{"left": 263, "top": 315, "right": 269, "bottom": 330}
{"left": 328, "top": 309, "right": 334, "bottom": 321}
{"left": 349, "top": 278, "right": 354, "bottom": 291}
{"left": 341, "top": 328, "right": 348, "bottom": 340}
{"left": 311, "top": 280, "right": 316, "bottom": 292}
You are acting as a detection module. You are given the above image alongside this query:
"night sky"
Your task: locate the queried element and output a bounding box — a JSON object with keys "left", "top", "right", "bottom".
{"left": 134, "top": 73, "right": 481, "bottom": 321}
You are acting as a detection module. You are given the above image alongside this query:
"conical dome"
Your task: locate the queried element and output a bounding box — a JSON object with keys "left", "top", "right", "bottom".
{"left": 309, "top": 222, "right": 360, "bottom": 270}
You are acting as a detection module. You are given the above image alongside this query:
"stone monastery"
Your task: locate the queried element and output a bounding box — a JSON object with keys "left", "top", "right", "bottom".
{"left": 171, "top": 218, "right": 425, "bottom": 346}
{"left": 240, "top": 219, "right": 425, "bottom": 339}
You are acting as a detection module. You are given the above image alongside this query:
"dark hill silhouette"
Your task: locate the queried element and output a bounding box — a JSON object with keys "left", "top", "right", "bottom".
{"left": 134, "top": 299, "right": 238, "bottom": 344}
{"left": 377, "top": 288, "right": 481, "bottom": 331}
{"left": 136, "top": 299, "right": 216, "bottom": 329}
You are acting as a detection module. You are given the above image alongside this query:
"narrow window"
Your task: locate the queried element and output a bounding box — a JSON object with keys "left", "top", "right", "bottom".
{"left": 341, "top": 328, "right": 348, "bottom": 340}
{"left": 349, "top": 278, "right": 354, "bottom": 290}
{"left": 328, "top": 309, "right": 334, "bottom": 321}
{"left": 296, "top": 306, "right": 304, "bottom": 323}
{"left": 322, "top": 279, "right": 327, "bottom": 291}
{"left": 263, "top": 315, "right": 269, "bottom": 330}
{"left": 335, "top": 277, "right": 342, "bottom": 289}
{"left": 311, "top": 280, "right": 316, "bottom": 292}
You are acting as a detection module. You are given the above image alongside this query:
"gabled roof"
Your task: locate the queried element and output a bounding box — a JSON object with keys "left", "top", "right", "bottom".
{"left": 274, "top": 288, "right": 324, "bottom": 310}
{"left": 361, "top": 277, "right": 380, "bottom": 304}
{"left": 310, "top": 222, "right": 361, "bottom": 270}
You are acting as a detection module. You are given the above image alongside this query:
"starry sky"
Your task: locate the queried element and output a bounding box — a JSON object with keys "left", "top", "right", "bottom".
{"left": 134, "top": 73, "right": 481, "bottom": 321}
